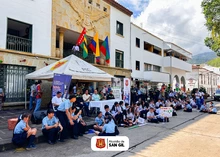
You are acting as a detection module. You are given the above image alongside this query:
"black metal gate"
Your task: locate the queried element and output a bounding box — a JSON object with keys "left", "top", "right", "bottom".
{"left": 0, "top": 64, "right": 35, "bottom": 102}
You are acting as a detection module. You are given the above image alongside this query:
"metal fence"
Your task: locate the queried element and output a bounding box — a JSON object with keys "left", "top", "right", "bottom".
{"left": 0, "top": 64, "right": 35, "bottom": 102}
{"left": 6, "top": 34, "right": 32, "bottom": 53}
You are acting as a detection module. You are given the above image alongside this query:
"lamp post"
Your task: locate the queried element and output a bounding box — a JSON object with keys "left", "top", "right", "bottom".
{"left": 210, "top": 71, "right": 213, "bottom": 97}
{"left": 196, "top": 65, "right": 200, "bottom": 89}
{"left": 168, "top": 50, "right": 172, "bottom": 90}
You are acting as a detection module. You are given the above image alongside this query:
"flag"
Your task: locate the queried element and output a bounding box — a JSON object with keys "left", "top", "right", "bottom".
{"left": 100, "top": 36, "right": 110, "bottom": 63}
{"left": 76, "top": 28, "right": 86, "bottom": 46}
{"left": 89, "top": 33, "right": 100, "bottom": 58}
{"left": 80, "top": 35, "right": 88, "bottom": 58}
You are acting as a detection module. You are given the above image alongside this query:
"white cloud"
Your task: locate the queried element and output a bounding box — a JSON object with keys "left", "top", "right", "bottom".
{"left": 130, "top": 0, "right": 211, "bottom": 55}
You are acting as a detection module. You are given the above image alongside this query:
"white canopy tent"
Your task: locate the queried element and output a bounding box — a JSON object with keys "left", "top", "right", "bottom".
{"left": 24, "top": 54, "right": 114, "bottom": 109}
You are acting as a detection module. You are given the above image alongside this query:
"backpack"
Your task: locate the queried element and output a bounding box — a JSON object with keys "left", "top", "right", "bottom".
{"left": 31, "top": 110, "right": 47, "bottom": 124}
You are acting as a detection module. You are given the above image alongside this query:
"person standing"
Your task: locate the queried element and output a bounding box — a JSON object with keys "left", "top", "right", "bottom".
{"left": 0, "top": 87, "right": 4, "bottom": 110}
{"left": 29, "top": 82, "right": 37, "bottom": 111}
{"left": 140, "top": 85, "right": 146, "bottom": 101}
{"left": 34, "top": 80, "right": 42, "bottom": 113}
{"left": 56, "top": 95, "right": 76, "bottom": 142}
{"left": 82, "top": 90, "right": 91, "bottom": 116}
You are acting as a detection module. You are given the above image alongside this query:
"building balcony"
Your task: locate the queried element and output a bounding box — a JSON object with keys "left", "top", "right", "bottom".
{"left": 63, "top": 49, "right": 95, "bottom": 64}
{"left": 144, "top": 71, "right": 169, "bottom": 83}
{"left": 163, "top": 56, "right": 192, "bottom": 72}
{"left": 6, "top": 34, "right": 32, "bottom": 53}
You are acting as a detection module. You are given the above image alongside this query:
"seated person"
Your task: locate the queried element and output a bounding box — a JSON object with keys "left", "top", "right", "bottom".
{"left": 184, "top": 101, "right": 192, "bottom": 112}
{"left": 208, "top": 104, "right": 217, "bottom": 114}
{"left": 94, "top": 111, "right": 104, "bottom": 132}
{"left": 95, "top": 115, "right": 116, "bottom": 136}
{"left": 147, "top": 107, "right": 159, "bottom": 123}
{"left": 155, "top": 99, "right": 162, "bottom": 109}
{"left": 156, "top": 105, "right": 169, "bottom": 122}
{"left": 123, "top": 107, "right": 138, "bottom": 126}
{"left": 200, "top": 102, "right": 208, "bottom": 113}
{"left": 111, "top": 102, "right": 123, "bottom": 125}
{"left": 42, "top": 109, "right": 63, "bottom": 145}
{"left": 106, "top": 90, "right": 115, "bottom": 100}
{"left": 12, "top": 113, "right": 37, "bottom": 150}
{"left": 119, "top": 101, "right": 126, "bottom": 115}
{"left": 51, "top": 91, "right": 63, "bottom": 112}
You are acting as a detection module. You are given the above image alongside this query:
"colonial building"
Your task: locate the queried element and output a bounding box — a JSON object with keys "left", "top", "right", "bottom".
{"left": 130, "top": 23, "right": 192, "bottom": 90}
{"left": 186, "top": 65, "right": 220, "bottom": 95}
{"left": 0, "top": 0, "right": 57, "bottom": 105}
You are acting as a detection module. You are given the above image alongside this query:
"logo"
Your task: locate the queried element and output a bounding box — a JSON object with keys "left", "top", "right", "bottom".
{"left": 50, "top": 60, "right": 67, "bottom": 71}
{"left": 96, "top": 138, "right": 106, "bottom": 149}
{"left": 91, "top": 136, "right": 129, "bottom": 151}
{"left": 125, "top": 80, "right": 129, "bottom": 86}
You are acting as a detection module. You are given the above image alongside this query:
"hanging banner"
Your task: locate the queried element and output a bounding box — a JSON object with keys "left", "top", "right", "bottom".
{"left": 112, "top": 88, "right": 122, "bottom": 100}
{"left": 123, "top": 78, "right": 131, "bottom": 104}
{"left": 52, "top": 73, "right": 72, "bottom": 98}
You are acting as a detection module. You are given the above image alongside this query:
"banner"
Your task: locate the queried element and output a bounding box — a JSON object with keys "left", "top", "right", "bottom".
{"left": 123, "top": 78, "right": 131, "bottom": 104}
{"left": 112, "top": 88, "right": 122, "bottom": 100}
{"left": 52, "top": 73, "right": 72, "bottom": 98}
{"left": 159, "top": 107, "right": 173, "bottom": 117}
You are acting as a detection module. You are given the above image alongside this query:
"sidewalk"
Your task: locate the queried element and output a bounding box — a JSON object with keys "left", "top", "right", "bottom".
{"left": 0, "top": 109, "right": 95, "bottom": 152}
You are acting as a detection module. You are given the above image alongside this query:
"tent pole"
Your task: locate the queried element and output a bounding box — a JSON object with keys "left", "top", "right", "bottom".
{"left": 25, "top": 79, "right": 27, "bottom": 110}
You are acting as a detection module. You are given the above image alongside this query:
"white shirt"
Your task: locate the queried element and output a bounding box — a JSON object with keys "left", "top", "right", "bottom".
{"left": 52, "top": 96, "right": 62, "bottom": 111}
{"left": 83, "top": 94, "right": 90, "bottom": 102}
{"left": 72, "top": 45, "right": 79, "bottom": 51}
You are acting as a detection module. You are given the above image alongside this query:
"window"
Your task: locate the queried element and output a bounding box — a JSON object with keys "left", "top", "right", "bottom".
{"left": 103, "top": 7, "right": 107, "bottom": 12}
{"left": 7, "top": 18, "right": 32, "bottom": 53}
{"left": 115, "top": 50, "right": 124, "bottom": 68}
{"left": 144, "top": 42, "right": 153, "bottom": 52}
{"left": 116, "top": 21, "right": 123, "bottom": 36}
{"left": 0, "top": 64, "right": 35, "bottom": 102}
{"left": 144, "top": 63, "right": 151, "bottom": 71}
{"left": 136, "top": 61, "right": 140, "bottom": 71}
{"left": 153, "top": 46, "right": 162, "bottom": 55}
{"left": 136, "top": 38, "right": 140, "bottom": 48}
{"left": 88, "top": 0, "right": 92, "bottom": 4}
{"left": 153, "top": 65, "right": 161, "bottom": 72}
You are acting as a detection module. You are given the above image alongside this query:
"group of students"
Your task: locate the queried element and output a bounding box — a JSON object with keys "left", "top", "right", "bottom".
{"left": 12, "top": 94, "right": 88, "bottom": 150}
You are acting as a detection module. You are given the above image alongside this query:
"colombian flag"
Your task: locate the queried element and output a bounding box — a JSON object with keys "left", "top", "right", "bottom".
{"left": 80, "top": 35, "right": 88, "bottom": 58}
{"left": 100, "top": 36, "right": 110, "bottom": 64}
{"left": 89, "top": 33, "right": 100, "bottom": 58}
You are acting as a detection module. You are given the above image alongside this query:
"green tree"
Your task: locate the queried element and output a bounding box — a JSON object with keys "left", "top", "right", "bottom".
{"left": 202, "top": 0, "right": 220, "bottom": 53}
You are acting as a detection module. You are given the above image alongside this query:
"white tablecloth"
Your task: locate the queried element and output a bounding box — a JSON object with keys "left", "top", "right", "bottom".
{"left": 89, "top": 99, "right": 122, "bottom": 115}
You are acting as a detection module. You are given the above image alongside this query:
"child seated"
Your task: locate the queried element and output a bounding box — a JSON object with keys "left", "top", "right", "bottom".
{"left": 200, "top": 102, "right": 208, "bottom": 113}
{"left": 184, "top": 102, "right": 192, "bottom": 112}
{"left": 94, "top": 111, "right": 104, "bottom": 132}
{"left": 12, "top": 113, "right": 37, "bottom": 150}
{"left": 208, "top": 104, "right": 217, "bottom": 114}
{"left": 147, "top": 107, "right": 159, "bottom": 123}
{"left": 156, "top": 105, "right": 169, "bottom": 122}
{"left": 70, "top": 106, "right": 83, "bottom": 139}
{"left": 95, "top": 115, "right": 116, "bottom": 136}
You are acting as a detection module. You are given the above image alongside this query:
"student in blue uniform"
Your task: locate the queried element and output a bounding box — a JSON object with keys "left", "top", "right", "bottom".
{"left": 184, "top": 101, "right": 192, "bottom": 112}
{"left": 95, "top": 115, "right": 116, "bottom": 136}
{"left": 12, "top": 113, "right": 37, "bottom": 150}
{"left": 147, "top": 107, "right": 159, "bottom": 123}
{"left": 200, "top": 102, "right": 208, "bottom": 113}
{"left": 56, "top": 95, "right": 76, "bottom": 142}
{"left": 42, "top": 109, "right": 63, "bottom": 145}
{"left": 94, "top": 111, "right": 104, "bottom": 131}
{"left": 208, "top": 104, "right": 217, "bottom": 114}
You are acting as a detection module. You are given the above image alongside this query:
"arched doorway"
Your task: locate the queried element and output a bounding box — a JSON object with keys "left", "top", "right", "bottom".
{"left": 173, "top": 75, "right": 180, "bottom": 91}
{"left": 181, "top": 76, "right": 186, "bottom": 92}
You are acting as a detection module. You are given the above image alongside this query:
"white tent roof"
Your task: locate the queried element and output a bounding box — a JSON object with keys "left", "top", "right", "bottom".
{"left": 25, "top": 54, "right": 114, "bottom": 81}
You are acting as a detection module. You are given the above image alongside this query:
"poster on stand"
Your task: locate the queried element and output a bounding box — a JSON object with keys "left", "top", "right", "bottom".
{"left": 52, "top": 73, "right": 72, "bottom": 98}
{"left": 123, "top": 78, "right": 131, "bottom": 104}
{"left": 112, "top": 88, "right": 122, "bottom": 100}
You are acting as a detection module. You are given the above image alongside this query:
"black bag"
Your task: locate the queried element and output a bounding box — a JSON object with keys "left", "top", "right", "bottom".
{"left": 31, "top": 110, "right": 47, "bottom": 124}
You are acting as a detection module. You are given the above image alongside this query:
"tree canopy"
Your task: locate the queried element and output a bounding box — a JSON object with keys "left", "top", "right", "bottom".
{"left": 202, "top": 0, "right": 220, "bottom": 54}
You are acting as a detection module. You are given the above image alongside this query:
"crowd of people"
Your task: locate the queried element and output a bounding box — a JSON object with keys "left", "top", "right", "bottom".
{"left": 12, "top": 83, "right": 218, "bottom": 151}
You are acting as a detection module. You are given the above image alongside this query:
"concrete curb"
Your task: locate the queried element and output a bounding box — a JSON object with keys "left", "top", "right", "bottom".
{"left": 0, "top": 123, "right": 95, "bottom": 152}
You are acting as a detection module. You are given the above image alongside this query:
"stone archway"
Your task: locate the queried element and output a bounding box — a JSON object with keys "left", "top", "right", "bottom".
{"left": 173, "top": 75, "right": 180, "bottom": 90}
{"left": 181, "top": 76, "right": 186, "bottom": 92}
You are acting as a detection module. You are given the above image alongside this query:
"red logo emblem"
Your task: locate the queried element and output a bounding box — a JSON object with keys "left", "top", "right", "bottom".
{"left": 125, "top": 80, "right": 129, "bottom": 86}
{"left": 96, "top": 138, "right": 106, "bottom": 149}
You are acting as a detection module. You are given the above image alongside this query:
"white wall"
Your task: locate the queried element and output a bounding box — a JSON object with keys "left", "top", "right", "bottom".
{"left": 0, "top": 0, "right": 52, "bottom": 56}
{"left": 130, "top": 24, "right": 164, "bottom": 79}
{"left": 109, "top": 7, "right": 131, "bottom": 70}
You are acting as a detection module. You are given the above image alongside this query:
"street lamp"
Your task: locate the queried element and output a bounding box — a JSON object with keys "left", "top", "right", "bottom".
{"left": 168, "top": 50, "right": 172, "bottom": 90}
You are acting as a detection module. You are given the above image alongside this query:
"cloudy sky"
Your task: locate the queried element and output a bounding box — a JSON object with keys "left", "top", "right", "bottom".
{"left": 115, "top": 0, "right": 211, "bottom": 55}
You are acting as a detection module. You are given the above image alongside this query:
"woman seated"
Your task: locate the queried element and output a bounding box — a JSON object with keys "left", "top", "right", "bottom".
{"left": 12, "top": 113, "right": 37, "bottom": 150}
{"left": 95, "top": 115, "right": 116, "bottom": 136}
{"left": 208, "top": 104, "right": 217, "bottom": 114}
{"left": 184, "top": 101, "right": 192, "bottom": 112}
